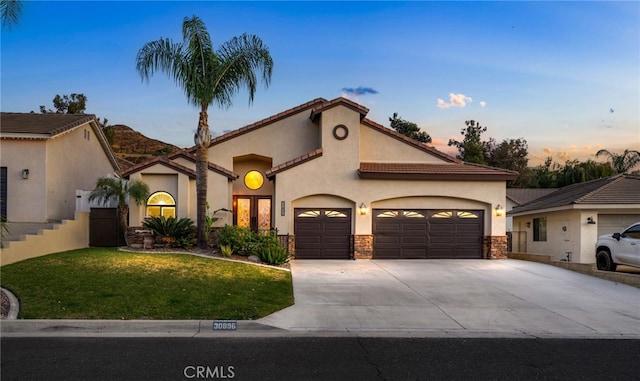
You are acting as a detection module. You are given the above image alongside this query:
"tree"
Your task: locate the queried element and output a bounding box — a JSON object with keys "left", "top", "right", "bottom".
{"left": 136, "top": 15, "right": 273, "bottom": 248}
{"left": 88, "top": 177, "right": 150, "bottom": 246}
{"left": 388, "top": 113, "right": 431, "bottom": 143}
{"left": 485, "top": 138, "right": 529, "bottom": 174}
{"left": 595, "top": 149, "right": 640, "bottom": 174}
{"left": 1, "top": 0, "right": 22, "bottom": 30}
{"left": 40, "top": 93, "right": 88, "bottom": 114}
{"left": 447, "top": 120, "right": 488, "bottom": 164}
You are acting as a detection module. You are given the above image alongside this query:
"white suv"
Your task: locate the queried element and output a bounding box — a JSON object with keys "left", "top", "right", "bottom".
{"left": 595, "top": 222, "right": 640, "bottom": 271}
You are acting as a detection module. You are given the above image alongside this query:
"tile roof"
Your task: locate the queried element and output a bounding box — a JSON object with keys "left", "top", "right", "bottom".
{"left": 358, "top": 162, "right": 519, "bottom": 181}
{"left": 186, "top": 98, "right": 328, "bottom": 153}
{"left": 509, "top": 174, "right": 640, "bottom": 215}
{"left": 266, "top": 148, "right": 323, "bottom": 179}
{"left": 310, "top": 96, "right": 369, "bottom": 121}
{"left": 361, "top": 118, "right": 459, "bottom": 163}
{"left": 122, "top": 151, "right": 237, "bottom": 180}
{"left": 506, "top": 188, "right": 557, "bottom": 206}
{"left": 0, "top": 112, "right": 119, "bottom": 172}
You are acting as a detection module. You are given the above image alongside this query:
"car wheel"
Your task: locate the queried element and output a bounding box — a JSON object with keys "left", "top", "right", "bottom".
{"left": 596, "top": 250, "right": 617, "bottom": 271}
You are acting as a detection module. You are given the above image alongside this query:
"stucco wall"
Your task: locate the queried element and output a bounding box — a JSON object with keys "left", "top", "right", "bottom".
{"left": 513, "top": 209, "right": 600, "bottom": 263}
{"left": 0, "top": 212, "right": 89, "bottom": 266}
{"left": 359, "top": 124, "right": 448, "bottom": 163}
{"left": 210, "top": 110, "right": 320, "bottom": 169}
{"left": 46, "top": 125, "right": 116, "bottom": 221}
{"left": 0, "top": 140, "right": 48, "bottom": 222}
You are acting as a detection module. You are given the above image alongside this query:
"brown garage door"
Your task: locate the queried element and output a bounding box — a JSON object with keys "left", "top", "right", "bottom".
{"left": 373, "top": 209, "right": 483, "bottom": 259}
{"left": 294, "top": 208, "right": 352, "bottom": 259}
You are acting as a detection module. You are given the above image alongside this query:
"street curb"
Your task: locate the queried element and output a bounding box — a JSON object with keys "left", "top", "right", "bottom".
{"left": 1, "top": 287, "right": 20, "bottom": 319}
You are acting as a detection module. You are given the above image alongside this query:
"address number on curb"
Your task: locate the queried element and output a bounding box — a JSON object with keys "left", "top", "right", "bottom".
{"left": 212, "top": 320, "right": 237, "bottom": 330}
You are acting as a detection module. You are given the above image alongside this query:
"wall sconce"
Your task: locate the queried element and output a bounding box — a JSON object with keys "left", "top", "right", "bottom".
{"left": 495, "top": 204, "right": 504, "bottom": 217}
{"left": 526, "top": 222, "right": 531, "bottom": 228}
{"left": 587, "top": 217, "right": 596, "bottom": 224}
{"left": 21, "top": 169, "right": 29, "bottom": 179}
{"left": 359, "top": 203, "right": 368, "bottom": 215}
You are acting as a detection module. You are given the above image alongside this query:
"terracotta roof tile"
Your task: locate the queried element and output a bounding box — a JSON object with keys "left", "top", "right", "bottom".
{"left": 266, "top": 148, "right": 323, "bottom": 178}
{"left": 509, "top": 174, "right": 640, "bottom": 215}
{"left": 122, "top": 151, "right": 237, "bottom": 180}
{"left": 310, "top": 97, "right": 369, "bottom": 121}
{"left": 1, "top": 112, "right": 97, "bottom": 136}
{"left": 168, "top": 150, "right": 238, "bottom": 179}
{"left": 358, "top": 162, "right": 518, "bottom": 181}
{"left": 361, "top": 118, "right": 459, "bottom": 163}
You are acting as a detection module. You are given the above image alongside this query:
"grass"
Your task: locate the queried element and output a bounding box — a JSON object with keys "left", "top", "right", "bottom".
{"left": 0, "top": 248, "right": 293, "bottom": 320}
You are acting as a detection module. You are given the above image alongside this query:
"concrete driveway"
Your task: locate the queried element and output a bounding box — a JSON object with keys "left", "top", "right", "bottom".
{"left": 258, "top": 259, "right": 640, "bottom": 338}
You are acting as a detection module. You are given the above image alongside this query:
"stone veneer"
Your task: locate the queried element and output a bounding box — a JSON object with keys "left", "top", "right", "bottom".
{"left": 353, "top": 234, "right": 373, "bottom": 259}
{"left": 483, "top": 235, "right": 508, "bottom": 259}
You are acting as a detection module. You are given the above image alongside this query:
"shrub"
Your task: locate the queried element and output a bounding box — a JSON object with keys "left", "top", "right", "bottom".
{"left": 216, "top": 225, "right": 256, "bottom": 256}
{"left": 259, "top": 244, "right": 289, "bottom": 265}
{"left": 142, "top": 216, "right": 196, "bottom": 248}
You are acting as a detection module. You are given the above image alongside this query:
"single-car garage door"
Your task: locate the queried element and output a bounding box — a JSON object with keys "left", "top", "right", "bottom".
{"left": 373, "top": 209, "right": 484, "bottom": 259}
{"left": 294, "top": 208, "right": 352, "bottom": 259}
{"left": 598, "top": 214, "right": 640, "bottom": 236}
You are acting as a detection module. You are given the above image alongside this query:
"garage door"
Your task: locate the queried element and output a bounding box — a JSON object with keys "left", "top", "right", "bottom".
{"left": 294, "top": 208, "right": 352, "bottom": 259}
{"left": 373, "top": 209, "right": 484, "bottom": 259}
{"left": 598, "top": 214, "right": 640, "bottom": 236}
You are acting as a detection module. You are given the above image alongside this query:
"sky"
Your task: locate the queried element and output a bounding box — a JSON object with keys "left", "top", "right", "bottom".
{"left": 2, "top": 1, "right": 639, "bottom": 166}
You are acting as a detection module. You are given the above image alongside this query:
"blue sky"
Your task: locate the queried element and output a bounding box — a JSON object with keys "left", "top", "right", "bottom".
{"left": 2, "top": 1, "right": 639, "bottom": 166}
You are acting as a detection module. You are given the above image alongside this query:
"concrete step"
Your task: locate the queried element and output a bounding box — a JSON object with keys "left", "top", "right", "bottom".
{"left": 3, "top": 222, "right": 59, "bottom": 242}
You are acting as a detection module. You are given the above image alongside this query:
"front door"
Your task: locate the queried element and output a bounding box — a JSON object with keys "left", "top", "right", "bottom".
{"left": 234, "top": 196, "right": 272, "bottom": 232}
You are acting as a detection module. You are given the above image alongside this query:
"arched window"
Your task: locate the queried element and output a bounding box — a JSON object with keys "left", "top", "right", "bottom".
{"left": 146, "top": 191, "right": 176, "bottom": 218}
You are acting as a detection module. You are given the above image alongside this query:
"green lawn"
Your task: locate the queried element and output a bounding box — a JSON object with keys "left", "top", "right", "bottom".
{"left": 0, "top": 248, "right": 293, "bottom": 320}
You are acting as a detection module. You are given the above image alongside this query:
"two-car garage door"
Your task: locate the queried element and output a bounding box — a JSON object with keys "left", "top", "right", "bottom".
{"left": 373, "top": 209, "right": 484, "bottom": 259}
{"left": 294, "top": 207, "right": 484, "bottom": 259}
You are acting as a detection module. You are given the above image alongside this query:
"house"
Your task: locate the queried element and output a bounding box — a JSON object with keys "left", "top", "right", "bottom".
{"left": 506, "top": 188, "right": 557, "bottom": 232}
{"left": 0, "top": 113, "right": 120, "bottom": 222}
{"left": 508, "top": 174, "right": 640, "bottom": 263}
{"left": 123, "top": 97, "right": 518, "bottom": 259}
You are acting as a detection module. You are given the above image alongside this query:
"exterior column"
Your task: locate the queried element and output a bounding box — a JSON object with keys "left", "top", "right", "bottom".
{"left": 353, "top": 234, "right": 373, "bottom": 259}
{"left": 483, "top": 236, "right": 508, "bottom": 259}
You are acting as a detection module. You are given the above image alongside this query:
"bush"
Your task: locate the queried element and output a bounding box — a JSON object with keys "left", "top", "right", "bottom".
{"left": 220, "top": 244, "right": 233, "bottom": 257}
{"left": 259, "top": 244, "right": 289, "bottom": 265}
{"left": 142, "top": 216, "right": 196, "bottom": 248}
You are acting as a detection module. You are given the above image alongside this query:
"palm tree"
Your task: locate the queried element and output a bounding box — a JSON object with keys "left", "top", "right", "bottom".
{"left": 595, "top": 149, "right": 640, "bottom": 174}
{"left": 136, "top": 15, "right": 273, "bottom": 248}
{"left": 1, "top": 0, "right": 23, "bottom": 30}
{"left": 89, "top": 177, "right": 150, "bottom": 246}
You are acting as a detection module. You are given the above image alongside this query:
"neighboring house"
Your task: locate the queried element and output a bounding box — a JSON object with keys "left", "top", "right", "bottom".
{"left": 123, "top": 97, "right": 518, "bottom": 260}
{"left": 508, "top": 174, "right": 640, "bottom": 263}
{"left": 506, "top": 188, "right": 557, "bottom": 232}
{"left": 0, "top": 113, "right": 120, "bottom": 223}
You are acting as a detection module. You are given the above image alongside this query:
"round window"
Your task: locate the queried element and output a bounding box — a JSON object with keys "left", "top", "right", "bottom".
{"left": 333, "top": 124, "right": 349, "bottom": 140}
{"left": 244, "top": 170, "right": 264, "bottom": 190}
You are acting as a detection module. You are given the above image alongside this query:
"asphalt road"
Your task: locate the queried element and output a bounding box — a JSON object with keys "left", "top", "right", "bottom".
{"left": 2, "top": 337, "right": 639, "bottom": 380}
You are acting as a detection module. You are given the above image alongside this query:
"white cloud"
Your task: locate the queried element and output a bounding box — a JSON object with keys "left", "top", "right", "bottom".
{"left": 479, "top": 101, "right": 487, "bottom": 107}
{"left": 437, "top": 93, "right": 473, "bottom": 109}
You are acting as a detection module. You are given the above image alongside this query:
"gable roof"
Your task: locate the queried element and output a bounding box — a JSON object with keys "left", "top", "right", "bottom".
{"left": 310, "top": 97, "right": 369, "bottom": 121}
{"left": 509, "top": 174, "right": 640, "bottom": 215}
{"left": 507, "top": 188, "right": 557, "bottom": 206}
{"left": 122, "top": 150, "right": 238, "bottom": 180}
{"left": 0, "top": 112, "right": 119, "bottom": 172}
{"left": 266, "top": 148, "right": 323, "bottom": 179}
{"left": 359, "top": 162, "right": 518, "bottom": 181}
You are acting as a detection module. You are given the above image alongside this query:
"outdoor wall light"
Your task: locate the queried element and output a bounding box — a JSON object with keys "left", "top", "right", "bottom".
{"left": 359, "top": 203, "right": 368, "bottom": 215}
{"left": 526, "top": 222, "right": 531, "bottom": 228}
{"left": 587, "top": 216, "right": 596, "bottom": 224}
{"left": 21, "top": 169, "right": 29, "bottom": 179}
{"left": 495, "top": 204, "right": 504, "bottom": 217}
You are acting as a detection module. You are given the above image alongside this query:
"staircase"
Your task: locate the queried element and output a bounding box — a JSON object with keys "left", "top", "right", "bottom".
{"left": 1, "top": 213, "right": 90, "bottom": 266}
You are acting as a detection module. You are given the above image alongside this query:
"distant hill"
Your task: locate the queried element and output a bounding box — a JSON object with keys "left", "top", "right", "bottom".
{"left": 105, "top": 125, "right": 181, "bottom": 171}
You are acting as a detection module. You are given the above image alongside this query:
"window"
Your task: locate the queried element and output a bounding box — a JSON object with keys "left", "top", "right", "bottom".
{"left": 244, "top": 170, "right": 264, "bottom": 190}
{"left": 533, "top": 217, "right": 547, "bottom": 241}
{"left": 146, "top": 191, "right": 176, "bottom": 218}
{"left": 623, "top": 224, "right": 640, "bottom": 239}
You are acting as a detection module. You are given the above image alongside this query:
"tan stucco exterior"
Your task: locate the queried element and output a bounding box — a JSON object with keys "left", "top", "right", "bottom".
{"left": 1, "top": 119, "right": 118, "bottom": 223}
{"left": 125, "top": 97, "right": 514, "bottom": 259}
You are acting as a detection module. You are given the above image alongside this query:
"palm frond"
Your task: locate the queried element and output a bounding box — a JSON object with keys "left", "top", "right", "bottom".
{"left": 1, "top": 0, "right": 23, "bottom": 30}
{"left": 212, "top": 33, "right": 273, "bottom": 109}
